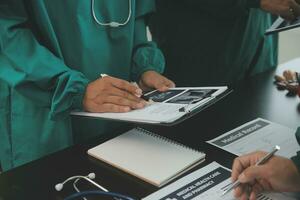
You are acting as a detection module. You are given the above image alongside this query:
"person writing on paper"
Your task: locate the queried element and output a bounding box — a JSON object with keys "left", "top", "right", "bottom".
{"left": 231, "top": 130, "right": 300, "bottom": 200}
{"left": 0, "top": 1, "right": 174, "bottom": 171}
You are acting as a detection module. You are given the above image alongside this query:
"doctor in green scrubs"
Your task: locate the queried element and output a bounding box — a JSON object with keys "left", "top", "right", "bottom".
{"left": 150, "top": 0, "right": 281, "bottom": 86}
{"left": 0, "top": 0, "right": 174, "bottom": 171}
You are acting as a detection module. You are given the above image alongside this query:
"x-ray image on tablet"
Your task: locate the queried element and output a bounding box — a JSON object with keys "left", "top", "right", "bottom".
{"left": 143, "top": 89, "right": 185, "bottom": 102}
{"left": 265, "top": 17, "right": 300, "bottom": 35}
{"left": 167, "top": 89, "right": 217, "bottom": 104}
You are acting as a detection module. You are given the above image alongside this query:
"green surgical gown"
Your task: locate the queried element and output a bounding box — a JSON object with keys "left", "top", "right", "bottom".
{"left": 0, "top": 0, "right": 165, "bottom": 171}
{"left": 150, "top": 0, "right": 278, "bottom": 86}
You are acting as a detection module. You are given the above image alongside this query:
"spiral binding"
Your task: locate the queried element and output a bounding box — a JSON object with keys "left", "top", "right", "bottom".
{"left": 135, "top": 127, "right": 203, "bottom": 155}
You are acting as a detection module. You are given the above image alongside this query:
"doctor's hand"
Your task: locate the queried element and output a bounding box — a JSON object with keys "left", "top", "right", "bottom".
{"left": 260, "top": 0, "right": 300, "bottom": 20}
{"left": 139, "top": 71, "right": 175, "bottom": 92}
{"left": 274, "top": 70, "right": 299, "bottom": 93}
{"left": 83, "top": 76, "right": 147, "bottom": 113}
{"left": 231, "top": 151, "right": 300, "bottom": 200}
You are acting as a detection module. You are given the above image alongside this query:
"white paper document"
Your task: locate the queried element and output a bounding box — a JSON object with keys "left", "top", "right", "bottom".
{"left": 72, "top": 87, "right": 228, "bottom": 124}
{"left": 143, "top": 162, "right": 295, "bottom": 200}
{"left": 207, "top": 118, "right": 300, "bottom": 158}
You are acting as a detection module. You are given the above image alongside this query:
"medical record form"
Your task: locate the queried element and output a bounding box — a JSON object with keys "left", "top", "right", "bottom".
{"left": 206, "top": 118, "right": 300, "bottom": 158}
{"left": 143, "top": 162, "right": 295, "bottom": 200}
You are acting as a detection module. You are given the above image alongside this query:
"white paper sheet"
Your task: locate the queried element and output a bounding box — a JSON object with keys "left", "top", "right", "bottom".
{"left": 72, "top": 87, "right": 227, "bottom": 124}
{"left": 207, "top": 118, "right": 300, "bottom": 158}
{"left": 143, "top": 162, "right": 295, "bottom": 200}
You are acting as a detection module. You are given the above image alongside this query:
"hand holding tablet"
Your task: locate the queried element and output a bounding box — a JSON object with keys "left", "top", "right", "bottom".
{"left": 261, "top": 0, "right": 300, "bottom": 21}
{"left": 266, "top": 16, "right": 300, "bottom": 35}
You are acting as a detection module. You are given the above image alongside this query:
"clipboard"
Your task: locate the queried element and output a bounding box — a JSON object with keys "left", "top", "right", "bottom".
{"left": 265, "top": 17, "right": 300, "bottom": 35}
{"left": 71, "top": 87, "right": 232, "bottom": 126}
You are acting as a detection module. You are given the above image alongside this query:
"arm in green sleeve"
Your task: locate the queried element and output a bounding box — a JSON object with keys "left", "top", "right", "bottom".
{"left": 131, "top": 1, "right": 165, "bottom": 81}
{"left": 0, "top": 8, "right": 89, "bottom": 120}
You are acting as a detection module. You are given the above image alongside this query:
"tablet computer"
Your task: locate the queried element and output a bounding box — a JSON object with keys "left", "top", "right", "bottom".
{"left": 265, "top": 17, "right": 300, "bottom": 35}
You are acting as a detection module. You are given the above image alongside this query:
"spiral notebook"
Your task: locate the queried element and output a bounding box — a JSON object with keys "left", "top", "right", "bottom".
{"left": 88, "top": 128, "right": 205, "bottom": 187}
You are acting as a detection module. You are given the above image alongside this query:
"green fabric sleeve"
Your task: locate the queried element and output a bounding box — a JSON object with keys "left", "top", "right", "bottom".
{"left": 0, "top": 5, "right": 89, "bottom": 120}
{"left": 131, "top": 1, "right": 165, "bottom": 81}
{"left": 135, "top": 0, "right": 156, "bottom": 19}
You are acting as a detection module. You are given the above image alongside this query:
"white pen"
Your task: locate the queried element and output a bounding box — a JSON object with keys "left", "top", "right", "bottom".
{"left": 222, "top": 145, "right": 281, "bottom": 196}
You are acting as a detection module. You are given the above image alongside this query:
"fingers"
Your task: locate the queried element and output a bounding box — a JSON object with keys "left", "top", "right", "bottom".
{"left": 232, "top": 152, "right": 267, "bottom": 187}
{"left": 83, "top": 76, "right": 147, "bottom": 113}
{"left": 154, "top": 78, "right": 176, "bottom": 92}
{"left": 165, "top": 79, "right": 176, "bottom": 88}
{"left": 238, "top": 185, "right": 249, "bottom": 200}
{"left": 232, "top": 153, "right": 257, "bottom": 182}
{"left": 107, "top": 76, "right": 143, "bottom": 96}
{"left": 238, "top": 165, "right": 265, "bottom": 184}
{"left": 274, "top": 70, "right": 299, "bottom": 92}
{"left": 106, "top": 86, "right": 146, "bottom": 103}
{"left": 232, "top": 158, "right": 246, "bottom": 182}
{"left": 277, "top": 0, "right": 300, "bottom": 20}
{"left": 234, "top": 184, "right": 245, "bottom": 198}
{"left": 283, "top": 70, "right": 296, "bottom": 82}
{"left": 93, "top": 103, "right": 131, "bottom": 113}
{"left": 274, "top": 75, "right": 286, "bottom": 83}
{"left": 95, "top": 95, "right": 146, "bottom": 109}
{"left": 139, "top": 71, "right": 175, "bottom": 92}
{"left": 289, "top": 0, "right": 300, "bottom": 18}
{"left": 234, "top": 182, "right": 263, "bottom": 200}
{"left": 249, "top": 183, "right": 264, "bottom": 200}
{"left": 280, "top": 1, "right": 298, "bottom": 20}
{"left": 83, "top": 101, "right": 131, "bottom": 113}
{"left": 257, "top": 178, "right": 272, "bottom": 191}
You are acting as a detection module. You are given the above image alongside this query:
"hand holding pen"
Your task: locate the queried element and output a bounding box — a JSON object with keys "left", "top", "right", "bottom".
{"left": 83, "top": 74, "right": 147, "bottom": 113}
{"left": 228, "top": 146, "right": 300, "bottom": 200}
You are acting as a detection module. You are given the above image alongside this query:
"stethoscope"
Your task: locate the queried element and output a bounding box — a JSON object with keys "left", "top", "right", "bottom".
{"left": 91, "top": 0, "right": 132, "bottom": 28}
{"left": 55, "top": 173, "right": 135, "bottom": 200}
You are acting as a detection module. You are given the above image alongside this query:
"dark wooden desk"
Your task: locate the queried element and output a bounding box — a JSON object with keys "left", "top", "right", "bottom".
{"left": 1, "top": 64, "right": 300, "bottom": 200}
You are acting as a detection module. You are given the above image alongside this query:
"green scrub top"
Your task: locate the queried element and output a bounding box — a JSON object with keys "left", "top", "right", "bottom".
{"left": 0, "top": 0, "right": 165, "bottom": 171}
{"left": 149, "top": 0, "right": 278, "bottom": 86}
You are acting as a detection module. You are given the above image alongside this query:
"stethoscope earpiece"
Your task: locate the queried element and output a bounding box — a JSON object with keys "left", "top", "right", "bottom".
{"left": 55, "top": 183, "right": 63, "bottom": 191}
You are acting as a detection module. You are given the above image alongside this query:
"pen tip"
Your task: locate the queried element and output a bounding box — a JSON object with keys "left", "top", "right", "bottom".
{"left": 221, "top": 190, "right": 227, "bottom": 196}
{"left": 275, "top": 145, "right": 280, "bottom": 150}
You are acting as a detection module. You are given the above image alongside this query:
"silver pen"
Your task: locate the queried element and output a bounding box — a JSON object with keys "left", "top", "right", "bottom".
{"left": 222, "top": 145, "right": 280, "bottom": 196}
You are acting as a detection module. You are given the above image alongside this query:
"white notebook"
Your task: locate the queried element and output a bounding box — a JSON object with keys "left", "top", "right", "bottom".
{"left": 88, "top": 128, "right": 205, "bottom": 187}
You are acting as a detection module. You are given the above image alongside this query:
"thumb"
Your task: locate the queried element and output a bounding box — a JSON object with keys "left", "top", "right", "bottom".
{"left": 153, "top": 81, "right": 169, "bottom": 92}
{"left": 238, "top": 166, "right": 264, "bottom": 183}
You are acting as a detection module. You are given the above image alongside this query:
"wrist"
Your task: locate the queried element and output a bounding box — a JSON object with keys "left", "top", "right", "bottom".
{"left": 72, "top": 79, "right": 90, "bottom": 110}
